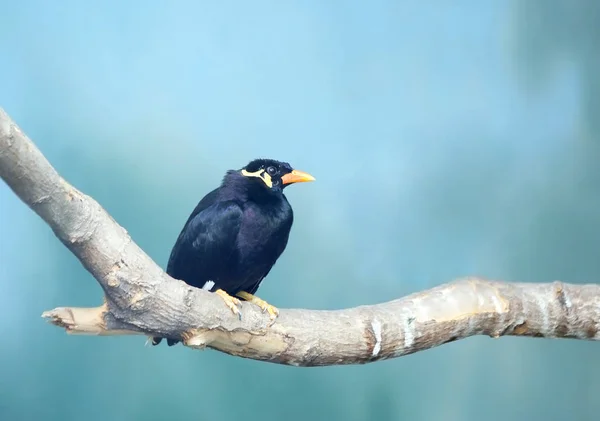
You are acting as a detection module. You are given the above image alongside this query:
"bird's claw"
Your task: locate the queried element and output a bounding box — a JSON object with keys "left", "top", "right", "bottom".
{"left": 260, "top": 302, "right": 279, "bottom": 320}
{"left": 215, "top": 289, "right": 242, "bottom": 319}
{"left": 236, "top": 291, "right": 279, "bottom": 321}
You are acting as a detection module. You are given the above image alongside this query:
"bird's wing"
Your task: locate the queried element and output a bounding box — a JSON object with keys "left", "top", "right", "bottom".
{"left": 181, "top": 187, "right": 220, "bottom": 225}
{"left": 166, "top": 200, "right": 243, "bottom": 289}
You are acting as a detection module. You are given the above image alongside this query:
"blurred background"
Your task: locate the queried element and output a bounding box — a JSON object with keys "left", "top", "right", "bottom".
{"left": 1, "top": 1, "right": 599, "bottom": 420}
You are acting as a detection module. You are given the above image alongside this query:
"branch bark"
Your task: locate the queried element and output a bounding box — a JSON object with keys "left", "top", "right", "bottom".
{"left": 1, "top": 107, "right": 599, "bottom": 367}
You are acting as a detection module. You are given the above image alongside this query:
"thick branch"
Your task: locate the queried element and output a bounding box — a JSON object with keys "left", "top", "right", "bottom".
{"left": 1, "top": 107, "right": 599, "bottom": 367}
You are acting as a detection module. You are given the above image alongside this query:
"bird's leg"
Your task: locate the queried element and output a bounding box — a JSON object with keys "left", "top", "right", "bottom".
{"left": 235, "top": 291, "right": 279, "bottom": 320}
{"left": 215, "top": 289, "right": 242, "bottom": 319}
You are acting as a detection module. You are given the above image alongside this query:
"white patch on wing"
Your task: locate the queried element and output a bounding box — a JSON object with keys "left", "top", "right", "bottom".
{"left": 202, "top": 280, "right": 215, "bottom": 291}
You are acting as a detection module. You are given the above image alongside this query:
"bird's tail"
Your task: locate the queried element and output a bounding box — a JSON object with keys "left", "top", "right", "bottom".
{"left": 149, "top": 337, "right": 180, "bottom": 346}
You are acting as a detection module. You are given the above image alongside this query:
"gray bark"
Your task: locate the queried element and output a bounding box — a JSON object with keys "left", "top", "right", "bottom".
{"left": 1, "top": 107, "right": 599, "bottom": 367}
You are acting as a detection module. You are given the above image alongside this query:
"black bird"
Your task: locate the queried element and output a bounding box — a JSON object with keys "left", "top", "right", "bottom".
{"left": 152, "top": 158, "right": 315, "bottom": 346}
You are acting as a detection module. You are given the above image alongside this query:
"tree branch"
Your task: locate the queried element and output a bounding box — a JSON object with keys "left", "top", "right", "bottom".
{"left": 1, "top": 107, "right": 599, "bottom": 367}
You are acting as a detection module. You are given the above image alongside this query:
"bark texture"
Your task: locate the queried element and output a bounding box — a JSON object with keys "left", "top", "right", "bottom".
{"left": 1, "top": 107, "right": 599, "bottom": 367}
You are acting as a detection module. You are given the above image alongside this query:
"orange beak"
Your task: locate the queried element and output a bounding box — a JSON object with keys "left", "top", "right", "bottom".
{"left": 281, "top": 169, "right": 316, "bottom": 185}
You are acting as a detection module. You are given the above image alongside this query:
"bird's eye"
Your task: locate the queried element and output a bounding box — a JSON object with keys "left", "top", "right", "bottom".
{"left": 266, "top": 166, "right": 277, "bottom": 176}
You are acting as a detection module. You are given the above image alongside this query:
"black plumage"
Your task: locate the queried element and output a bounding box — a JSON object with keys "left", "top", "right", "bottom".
{"left": 152, "top": 158, "right": 314, "bottom": 346}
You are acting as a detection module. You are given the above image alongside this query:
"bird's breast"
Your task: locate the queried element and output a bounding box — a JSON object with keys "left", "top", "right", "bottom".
{"left": 236, "top": 202, "right": 292, "bottom": 263}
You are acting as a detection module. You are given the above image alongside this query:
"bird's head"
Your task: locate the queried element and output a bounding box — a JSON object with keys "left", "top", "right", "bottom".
{"left": 239, "top": 158, "right": 315, "bottom": 195}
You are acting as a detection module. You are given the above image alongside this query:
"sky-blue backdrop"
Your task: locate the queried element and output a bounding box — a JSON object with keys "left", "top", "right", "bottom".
{"left": 1, "top": 1, "right": 599, "bottom": 420}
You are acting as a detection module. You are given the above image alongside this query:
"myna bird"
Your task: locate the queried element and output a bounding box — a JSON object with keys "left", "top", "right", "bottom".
{"left": 152, "top": 159, "right": 315, "bottom": 346}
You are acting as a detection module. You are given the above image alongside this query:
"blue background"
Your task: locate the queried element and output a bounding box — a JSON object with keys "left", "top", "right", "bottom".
{"left": 1, "top": 1, "right": 599, "bottom": 420}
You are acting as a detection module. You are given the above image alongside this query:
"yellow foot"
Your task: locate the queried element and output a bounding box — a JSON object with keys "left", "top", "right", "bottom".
{"left": 215, "top": 289, "right": 242, "bottom": 319}
{"left": 236, "top": 291, "right": 279, "bottom": 320}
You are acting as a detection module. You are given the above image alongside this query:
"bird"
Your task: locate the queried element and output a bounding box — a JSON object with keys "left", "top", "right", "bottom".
{"left": 151, "top": 158, "right": 315, "bottom": 346}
